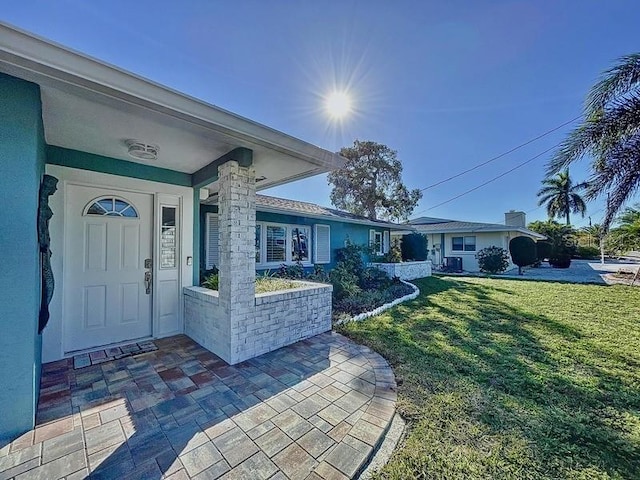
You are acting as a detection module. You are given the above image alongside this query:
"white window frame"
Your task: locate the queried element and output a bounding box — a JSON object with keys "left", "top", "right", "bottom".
{"left": 452, "top": 235, "right": 476, "bottom": 252}
{"left": 370, "top": 230, "right": 384, "bottom": 256}
{"left": 256, "top": 221, "right": 313, "bottom": 268}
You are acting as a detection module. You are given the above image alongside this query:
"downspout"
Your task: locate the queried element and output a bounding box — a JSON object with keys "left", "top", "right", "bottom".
{"left": 441, "top": 232, "right": 445, "bottom": 265}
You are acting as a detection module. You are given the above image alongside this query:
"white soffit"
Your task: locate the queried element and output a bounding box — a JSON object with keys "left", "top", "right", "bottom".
{"left": 0, "top": 22, "right": 343, "bottom": 180}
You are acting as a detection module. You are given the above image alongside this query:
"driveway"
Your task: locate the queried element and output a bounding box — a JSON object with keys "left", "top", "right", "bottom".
{"left": 0, "top": 333, "right": 396, "bottom": 479}
{"left": 504, "top": 259, "right": 639, "bottom": 284}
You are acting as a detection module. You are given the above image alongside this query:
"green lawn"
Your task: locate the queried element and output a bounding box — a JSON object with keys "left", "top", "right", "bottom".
{"left": 339, "top": 276, "right": 640, "bottom": 479}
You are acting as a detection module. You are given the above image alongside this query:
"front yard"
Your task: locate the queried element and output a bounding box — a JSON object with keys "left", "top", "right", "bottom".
{"left": 340, "top": 276, "right": 640, "bottom": 479}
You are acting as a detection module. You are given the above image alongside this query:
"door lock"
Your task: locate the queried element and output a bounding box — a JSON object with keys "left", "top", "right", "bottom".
{"left": 144, "top": 271, "right": 152, "bottom": 295}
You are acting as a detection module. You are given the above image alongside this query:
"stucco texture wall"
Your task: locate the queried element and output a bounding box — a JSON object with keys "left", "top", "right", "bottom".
{"left": 428, "top": 231, "right": 535, "bottom": 272}
{"left": 0, "top": 73, "right": 45, "bottom": 441}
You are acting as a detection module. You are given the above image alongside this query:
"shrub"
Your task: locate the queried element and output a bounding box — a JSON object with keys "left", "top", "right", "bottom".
{"left": 378, "top": 238, "right": 403, "bottom": 263}
{"left": 401, "top": 233, "right": 428, "bottom": 261}
{"left": 536, "top": 240, "right": 552, "bottom": 262}
{"left": 509, "top": 236, "right": 538, "bottom": 275}
{"left": 575, "top": 245, "right": 600, "bottom": 259}
{"left": 476, "top": 246, "right": 510, "bottom": 274}
{"left": 200, "top": 266, "right": 218, "bottom": 285}
{"left": 359, "top": 267, "right": 390, "bottom": 290}
{"left": 549, "top": 254, "right": 572, "bottom": 268}
{"left": 277, "top": 261, "right": 304, "bottom": 279}
{"left": 335, "top": 241, "right": 368, "bottom": 279}
{"left": 329, "top": 265, "right": 361, "bottom": 300}
{"left": 201, "top": 273, "right": 219, "bottom": 290}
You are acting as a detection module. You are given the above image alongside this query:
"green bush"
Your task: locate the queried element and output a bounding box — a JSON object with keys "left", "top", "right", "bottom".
{"left": 401, "top": 233, "right": 428, "bottom": 261}
{"left": 549, "top": 254, "right": 572, "bottom": 268}
{"left": 201, "top": 273, "right": 219, "bottom": 290}
{"left": 329, "top": 265, "right": 361, "bottom": 300}
{"left": 476, "top": 246, "right": 510, "bottom": 274}
{"left": 359, "top": 267, "right": 390, "bottom": 290}
{"left": 276, "top": 261, "right": 304, "bottom": 279}
{"left": 200, "top": 267, "right": 218, "bottom": 285}
{"left": 379, "top": 238, "right": 403, "bottom": 263}
{"left": 536, "top": 240, "right": 552, "bottom": 262}
{"left": 335, "top": 241, "right": 369, "bottom": 278}
{"left": 575, "top": 245, "right": 600, "bottom": 259}
{"left": 509, "top": 236, "right": 537, "bottom": 274}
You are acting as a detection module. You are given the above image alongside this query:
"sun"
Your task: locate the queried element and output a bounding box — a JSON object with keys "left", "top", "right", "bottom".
{"left": 325, "top": 91, "right": 352, "bottom": 118}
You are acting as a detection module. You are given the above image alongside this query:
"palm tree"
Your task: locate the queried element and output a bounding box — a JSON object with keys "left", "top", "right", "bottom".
{"left": 608, "top": 205, "right": 640, "bottom": 253}
{"left": 537, "top": 170, "right": 588, "bottom": 225}
{"left": 548, "top": 53, "right": 640, "bottom": 229}
{"left": 580, "top": 223, "right": 603, "bottom": 247}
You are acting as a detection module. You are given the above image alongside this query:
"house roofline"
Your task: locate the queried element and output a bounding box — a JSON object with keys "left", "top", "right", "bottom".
{"left": 406, "top": 225, "right": 545, "bottom": 239}
{"left": 0, "top": 22, "right": 343, "bottom": 171}
{"left": 255, "top": 206, "right": 415, "bottom": 230}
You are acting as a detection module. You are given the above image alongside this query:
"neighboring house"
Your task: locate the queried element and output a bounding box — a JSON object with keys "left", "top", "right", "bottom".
{"left": 201, "top": 194, "right": 412, "bottom": 272}
{"left": 401, "top": 211, "right": 545, "bottom": 272}
{"left": 0, "top": 24, "right": 354, "bottom": 442}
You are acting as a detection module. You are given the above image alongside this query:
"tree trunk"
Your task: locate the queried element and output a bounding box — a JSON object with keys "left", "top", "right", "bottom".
{"left": 566, "top": 210, "right": 570, "bottom": 226}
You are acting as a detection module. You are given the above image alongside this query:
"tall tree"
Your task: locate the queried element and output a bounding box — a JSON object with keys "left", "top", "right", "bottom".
{"left": 536, "top": 170, "right": 588, "bottom": 225}
{"left": 608, "top": 205, "right": 640, "bottom": 253}
{"left": 548, "top": 53, "right": 640, "bottom": 229}
{"left": 328, "top": 140, "right": 422, "bottom": 221}
{"left": 580, "top": 223, "right": 603, "bottom": 247}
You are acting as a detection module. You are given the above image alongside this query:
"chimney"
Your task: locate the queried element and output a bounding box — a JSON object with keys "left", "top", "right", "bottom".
{"left": 505, "top": 210, "right": 526, "bottom": 228}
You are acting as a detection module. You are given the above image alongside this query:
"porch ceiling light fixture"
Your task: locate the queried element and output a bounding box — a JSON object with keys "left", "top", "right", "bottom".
{"left": 255, "top": 176, "right": 267, "bottom": 183}
{"left": 126, "top": 139, "right": 159, "bottom": 160}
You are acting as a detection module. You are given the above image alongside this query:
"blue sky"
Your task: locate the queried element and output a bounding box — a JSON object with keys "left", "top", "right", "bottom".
{"left": 4, "top": 1, "right": 639, "bottom": 226}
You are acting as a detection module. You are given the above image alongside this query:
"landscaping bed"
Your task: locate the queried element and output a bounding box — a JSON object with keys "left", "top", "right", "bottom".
{"left": 340, "top": 276, "right": 640, "bottom": 479}
{"left": 201, "top": 272, "right": 302, "bottom": 293}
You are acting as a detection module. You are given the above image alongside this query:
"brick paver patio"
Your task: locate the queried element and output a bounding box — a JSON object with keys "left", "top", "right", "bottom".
{"left": 0, "top": 332, "right": 396, "bottom": 479}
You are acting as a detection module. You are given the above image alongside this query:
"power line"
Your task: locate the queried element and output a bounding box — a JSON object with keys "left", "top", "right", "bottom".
{"left": 417, "top": 143, "right": 558, "bottom": 213}
{"left": 420, "top": 115, "right": 581, "bottom": 191}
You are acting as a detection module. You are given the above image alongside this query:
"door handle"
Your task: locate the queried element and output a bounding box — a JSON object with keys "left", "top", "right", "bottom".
{"left": 144, "top": 271, "right": 152, "bottom": 295}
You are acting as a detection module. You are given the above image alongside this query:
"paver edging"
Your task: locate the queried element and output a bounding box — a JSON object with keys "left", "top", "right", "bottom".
{"left": 335, "top": 343, "right": 398, "bottom": 479}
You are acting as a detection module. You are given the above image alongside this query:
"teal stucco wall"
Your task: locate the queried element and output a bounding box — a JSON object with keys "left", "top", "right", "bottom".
{"left": 0, "top": 73, "right": 46, "bottom": 442}
{"left": 199, "top": 205, "right": 390, "bottom": 273}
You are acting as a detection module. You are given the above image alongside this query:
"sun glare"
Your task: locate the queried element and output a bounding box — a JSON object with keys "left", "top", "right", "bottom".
{"left": 325, "top": 91, "right": 352, "bottom": 118}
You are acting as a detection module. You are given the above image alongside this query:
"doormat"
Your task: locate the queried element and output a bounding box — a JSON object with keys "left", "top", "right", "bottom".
{"left": 73, "top": 341, "right": 158, "bottom": 369}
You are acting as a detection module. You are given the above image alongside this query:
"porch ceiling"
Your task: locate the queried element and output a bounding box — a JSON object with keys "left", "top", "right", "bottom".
{"left": 0, "top": 22, "right": 343, "bottom": 190}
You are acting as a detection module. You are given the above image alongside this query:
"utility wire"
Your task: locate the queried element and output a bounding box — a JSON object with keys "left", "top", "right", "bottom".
{"left": 420, "top": 115, "right": 581, "bottom": 191}
{"left": 420, "top": 144, "right": 559, "bottom": 213}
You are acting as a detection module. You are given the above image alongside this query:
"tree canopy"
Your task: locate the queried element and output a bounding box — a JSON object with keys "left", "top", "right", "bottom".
{"left": 607, "top": 204, "right": 640, "bottom": 253}
{"left": 328, "top": 140, "right": 422, "bottom": 222}
{"left": 548, "top": 53, "right": 640, "bottom": 229}
{"left": 536, "top": 170, "right": 588, "bottom": 225}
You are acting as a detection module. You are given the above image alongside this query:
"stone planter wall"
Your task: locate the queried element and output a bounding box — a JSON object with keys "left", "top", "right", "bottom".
{"left": 184, "top": 281, "right": 332, "bottom": 365}
{"left": 369, "top": 260, "right": 432, "bottom": 280}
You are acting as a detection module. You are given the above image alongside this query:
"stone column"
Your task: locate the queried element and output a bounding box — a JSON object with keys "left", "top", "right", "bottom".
{"left": 217, "top": 160, "right": 256, "bottom": 363}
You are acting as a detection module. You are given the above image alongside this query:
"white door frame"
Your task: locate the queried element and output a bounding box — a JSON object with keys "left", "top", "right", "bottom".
{"left": 62, "top": 182, "right": 155, "bottom": 354}
{"left": 44, "top": 164, "right": 194, "bottom": 362}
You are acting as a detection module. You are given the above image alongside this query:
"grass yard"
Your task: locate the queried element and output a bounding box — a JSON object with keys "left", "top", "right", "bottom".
{"left": 339, "top": 276, "right": 640, "bottom": 479}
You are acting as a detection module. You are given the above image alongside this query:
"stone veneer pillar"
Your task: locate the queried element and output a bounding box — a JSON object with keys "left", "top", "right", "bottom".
{"left": 217, "top": 160, "right": 256, "bottom": 364}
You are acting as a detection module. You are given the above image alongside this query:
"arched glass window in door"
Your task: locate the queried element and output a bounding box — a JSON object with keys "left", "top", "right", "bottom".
{"left": 84, "top": 197, "right": 139, "bottom": 218}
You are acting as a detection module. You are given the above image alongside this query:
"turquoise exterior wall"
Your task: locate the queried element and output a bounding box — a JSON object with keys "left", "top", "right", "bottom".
{"left": 0, "top": 73, "right": 46, "bottom": 442}
{"left": 199, "top": 206, "right": 390, "bottom": 273}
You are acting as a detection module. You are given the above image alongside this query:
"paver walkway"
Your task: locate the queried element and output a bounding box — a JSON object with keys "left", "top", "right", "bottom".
{"left": 0, "top": 333, "right": 396, "bottom": 479}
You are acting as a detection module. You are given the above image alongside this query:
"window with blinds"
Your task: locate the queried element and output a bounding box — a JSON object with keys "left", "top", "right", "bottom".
{"left": 266, "top": 225, "right": 286, "bottom": 263}
{"left": 314, "top": 225, "right": 331, "bottom": 264}
{"left": 205, "top": 213, "right": 219, "bottom": 269}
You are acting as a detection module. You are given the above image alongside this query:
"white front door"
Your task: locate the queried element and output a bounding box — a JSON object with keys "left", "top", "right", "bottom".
{"left": 64, "top": 185, "right": 153, "bottom": 353}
